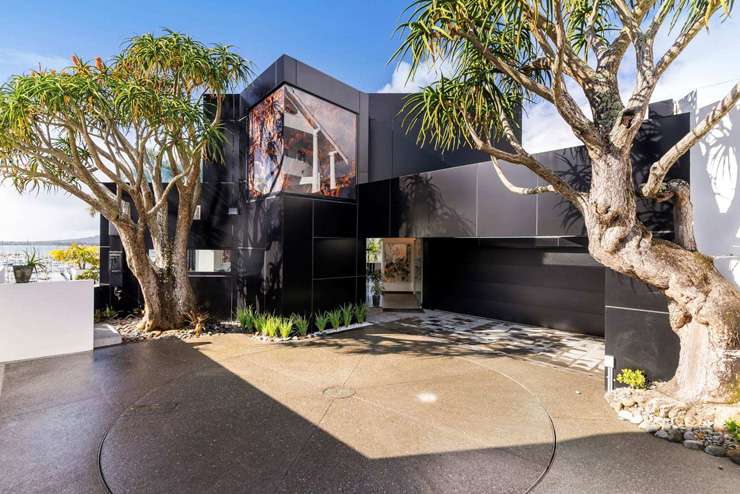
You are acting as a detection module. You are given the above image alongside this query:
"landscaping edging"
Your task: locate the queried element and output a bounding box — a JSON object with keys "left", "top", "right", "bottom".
{"left": 605, "top": 388, "right": 740, "bottom": 465}
{"left": 252, "top": 321, "right": 373, "bottom": 343}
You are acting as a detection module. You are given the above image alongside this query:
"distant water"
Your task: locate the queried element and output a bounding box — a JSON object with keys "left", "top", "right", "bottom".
{"left": 0, "top": 244, "right": 70, "bottom": 257}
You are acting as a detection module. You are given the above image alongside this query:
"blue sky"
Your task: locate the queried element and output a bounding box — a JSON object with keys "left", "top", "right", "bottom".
{"left": 1, "top": 1, "right": 738, "bottom": 241}
{"left": 0, "top": 0, "right": 409, "bottom": 91}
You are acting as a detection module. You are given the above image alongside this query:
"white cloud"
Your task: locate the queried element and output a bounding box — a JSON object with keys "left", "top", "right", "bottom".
{"left": 379, "top": 58, "right": 455, "bottom": 93}
{"left": 0, "top": 48, "right": 69, "bottom": 84}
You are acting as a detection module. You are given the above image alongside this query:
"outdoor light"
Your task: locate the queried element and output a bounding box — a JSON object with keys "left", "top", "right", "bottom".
{"left": 604, "top": 355, "right": 615, "bottom": 392}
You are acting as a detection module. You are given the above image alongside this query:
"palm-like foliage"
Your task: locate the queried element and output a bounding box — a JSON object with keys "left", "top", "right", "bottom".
{"left": 0, "top": 31, "right": 252, "bottom": 330}
{"left": 394, "top": 0, "right": 733, "bottom": 159}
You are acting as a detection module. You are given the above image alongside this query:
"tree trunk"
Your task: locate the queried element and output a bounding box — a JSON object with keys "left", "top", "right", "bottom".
{"left": 116, "top": 224, "right": 195, "bottom": 331}
{"left": 584, "top": 152, "right": 740, "bottom": 404}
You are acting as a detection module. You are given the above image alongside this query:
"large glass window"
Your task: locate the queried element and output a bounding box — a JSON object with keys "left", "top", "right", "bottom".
{"left": 248, "top": 85, "right": 357, "bottom": 198}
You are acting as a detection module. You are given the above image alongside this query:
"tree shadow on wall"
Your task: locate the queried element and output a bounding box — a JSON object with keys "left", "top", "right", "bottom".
{"left": 398, "top": 174, "right": 475, "bottom": 237}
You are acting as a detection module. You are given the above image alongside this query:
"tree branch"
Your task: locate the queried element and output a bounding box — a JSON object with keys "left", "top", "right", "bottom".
{"left": 489, "top": 156, "right": 556, "bottom": 195}
{"left": 642, "top": 82, "right": 740, "bottom": 197}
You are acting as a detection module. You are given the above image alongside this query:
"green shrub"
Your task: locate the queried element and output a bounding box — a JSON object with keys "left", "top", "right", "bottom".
{"left": 293, "top": 314, "right": 309, "bottom": 337}
{"left": 327, "top": 309, "right": 342, "bottom": 330}
{"left": 616, "top": 368, "right": 648, "bottom": 390}
{"left": 236, "top": 306, "right": 256, "bottom": 332}
{"left": 354, "top": 303, "right": 367, "bottom": 323}
{"left": 278, "top": 316, "right": 294, "bottom": 339}
{"left": 253, "top": 313, "right": 268, "bottom": 335}
{"left": 314, "top": 312, "right": 330, "bottom": 332}
{"left": 263, "top": 315, "right": 280, "bottom": 338}
{"left": 726, "top": 419, "right": 740, "bottom": 441}
{"left": 340, "top": 303, "right": 354, "bottom": 326}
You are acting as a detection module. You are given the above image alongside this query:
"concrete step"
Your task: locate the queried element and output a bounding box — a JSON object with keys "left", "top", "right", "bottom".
{"left": 94, "top": 324, "right": 122, "bottom": 348}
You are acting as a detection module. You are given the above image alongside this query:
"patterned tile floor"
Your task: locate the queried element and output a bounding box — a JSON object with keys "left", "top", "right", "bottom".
{"left": 370, "top": 309, "right": 605, "bottom": 374}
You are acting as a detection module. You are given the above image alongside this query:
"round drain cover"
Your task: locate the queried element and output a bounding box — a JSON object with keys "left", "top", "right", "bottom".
{"left": 323, "top": 386, "right": 356, "bottom": 399}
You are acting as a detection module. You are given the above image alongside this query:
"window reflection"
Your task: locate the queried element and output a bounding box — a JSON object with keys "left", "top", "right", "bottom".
{"left": 248, "top": 85, "right": 357, "bottom": 198}
{"left": 188, "top": 250, "right": 232, "bottom": 273}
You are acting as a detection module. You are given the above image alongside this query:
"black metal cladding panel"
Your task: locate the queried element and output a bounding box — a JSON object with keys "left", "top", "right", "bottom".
{"left": 605, "top": 307, "right": 678, "bottom": 381}
{"left": 314, "top": 238, "right": 356, "bottom": 279}
{"left": 535, "top": 146, "right": 589, "bottom": 236}
{"left": 190, "top": 276, "right": 233, "bottom": 320}
{"left": 99, "top": 216, "right": 110, "bottom": 246}
{"left": 358, "top": 180, "right": 391, "bottom": 238}
{"left": 369, "top": 120, "right": 394, "bottom": 182}
{"left": 295, "top": 61, "right": 360, "bottom": 113}
{"left": 235, "top": 247, "right": 265, "bottom": 311}
{"left": 282, "top": 196, "right": 313, "bottom": 315}
{"left": 99, "top": 248, "right": 110, "bottom": 285}
{"left": 476, "top": 162, "right": 537, "bottom": 236}
{"left": 192, "top": 182, "right": 237, "bottom": 249}
{"left": 241, "top": 197, "right": 280, "bottom": 249}
{"left": 394, "top": 165, "right": 477, "bottom": 237}
{"left": 242, "top": 55, "right": 361, "bottom": 114}
{"left": 314, "top": 200, "right": 357, "bottom": 238}
{"left": 313, "top": 277, "right": 357, "bottom": 313}
{"left": 605, "top": 270, "right": 669, "bottom": 312}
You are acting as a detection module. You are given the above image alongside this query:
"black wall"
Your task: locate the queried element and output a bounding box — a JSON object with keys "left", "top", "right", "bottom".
{"left": 604, "top": 271, "right": 679, "bottom": 383}
{"left": 237, "top": 194, "right": 361, "bottom": 316}
{"left": 423, "top": 238, "right": 606, "bottom": 336}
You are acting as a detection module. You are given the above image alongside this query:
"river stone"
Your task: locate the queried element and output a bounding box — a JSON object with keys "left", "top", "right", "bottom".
{"left": 683, "top": 440, "right": 704, "bottom": 450}
{"left": 705, "top": 445, "right": 726, "bottom": 457}
{"left": 639, "top": 421, "right": 661, "bottom": 433}
{"left": 684, "top": 431, "right": 697, "bottom": 441}
{"left": 618, "top": 410, "right": 633, "bottom": 421}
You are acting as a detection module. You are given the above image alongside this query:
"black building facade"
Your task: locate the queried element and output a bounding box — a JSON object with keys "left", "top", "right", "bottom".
{"left": 99, "top": 55, "right": 689, "bottom": 388}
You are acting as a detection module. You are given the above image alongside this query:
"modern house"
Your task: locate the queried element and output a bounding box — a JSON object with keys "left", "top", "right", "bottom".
{"left": 99, "top": 55, "right": 699, "bottom": 387}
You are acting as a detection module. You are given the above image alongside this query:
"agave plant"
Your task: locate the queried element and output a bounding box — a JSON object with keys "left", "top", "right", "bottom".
{"left": 236, "top": 306, "right": 256, "bottom": 332}
{"left": 327, "top": 309, "right": 342, "bottom": 330}
{"left": 278, "top": 316, "right": 294, "bottom": 339}
{"left": 314, "top": 311, "right": 330, "bottom": 332}
{"left": 293, "top": 314, "right": 310, "bottom": 337}
{"left": 340, "top": 303, "right": 354, "bottom": 327}
{"left": 354, "top": 303, "right": 368, "bottom": 324}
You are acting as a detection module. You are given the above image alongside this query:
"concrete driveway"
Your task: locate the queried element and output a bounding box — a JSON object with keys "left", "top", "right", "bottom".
{"left": 0, "top": 321, "right": 737, "bottom": 493}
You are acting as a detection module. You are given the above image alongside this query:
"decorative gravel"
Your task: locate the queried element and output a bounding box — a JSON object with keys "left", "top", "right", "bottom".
{"left": 105, "top": 316, "right": 245, "bottom": 343}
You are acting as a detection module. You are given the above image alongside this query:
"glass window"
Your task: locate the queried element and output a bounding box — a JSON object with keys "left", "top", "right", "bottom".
{"left": 187, "top": 250, "right": 232, "bottom": 273}
{"left": 248, "top": 85, "right": 357, "bottom": 198}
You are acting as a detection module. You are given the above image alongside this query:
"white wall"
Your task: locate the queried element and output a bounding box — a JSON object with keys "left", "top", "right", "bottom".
{"left": 676, "top": 89, "right": 740, "bottom": 289}
{"left": 0, "top": 280, "right": 94, "bottom": 363}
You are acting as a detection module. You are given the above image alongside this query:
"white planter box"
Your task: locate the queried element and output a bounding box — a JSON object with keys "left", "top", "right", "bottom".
{"left": 0, "top": 280, "right": 94, "bottom": 363}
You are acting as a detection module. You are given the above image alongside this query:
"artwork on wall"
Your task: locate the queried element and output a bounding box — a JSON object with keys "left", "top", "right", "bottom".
{"left": 383, "top": 242, "right": 411, "bottom": 283}
{"left": 247, "top": 84, "right": 357, "bottom": 198}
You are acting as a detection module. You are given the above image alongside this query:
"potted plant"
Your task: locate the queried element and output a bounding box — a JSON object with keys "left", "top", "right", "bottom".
{"left": 13, "top": 250, "right": 45, "bottom": 283}
{"left": 368, "top": 269, "right": 383, "bottom": 307}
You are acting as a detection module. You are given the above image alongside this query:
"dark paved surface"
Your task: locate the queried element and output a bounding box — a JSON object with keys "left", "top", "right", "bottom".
{"left": 1, "top": 323, "right": 738, "bottom": 493}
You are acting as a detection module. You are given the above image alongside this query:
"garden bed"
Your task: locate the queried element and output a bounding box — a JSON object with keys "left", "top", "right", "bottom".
{"left": 605, "top": 387, "right": 740, "bottom": 465}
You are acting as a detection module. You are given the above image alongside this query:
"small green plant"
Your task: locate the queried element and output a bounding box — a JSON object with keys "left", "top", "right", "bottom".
{"left": 616, "top": 368, "right": 648, "bottom": 390}
{"left": 293, "top": 314, "right": 309, "bottom": 337}
{"left": 327, "top": 309, "right": 342, "bottom": 330}
{"left": 354, "top": 303, "right": 367, "bottom": 323}
{"left": 314, "top": 311, "right": 330, "bottom": 332}
{"left": 278, "top": 316, "right": 294, "bottom": 339}
{"left": 236, "top": 306, "right": 256, "bottom": 332}
{"left": 340, "top": 303, "right": 354, "bottom": 326}
{"left": 263, "top": 315, "right": 280, "bottom": 338}
{"left": 725, "top": 419, "right": 740, "bottom": 441}
{"left": 253, "top": 313, "right": 268, "bottom": 335}
{"left": 185, "top": 310, "right": 209, "bottom": 337}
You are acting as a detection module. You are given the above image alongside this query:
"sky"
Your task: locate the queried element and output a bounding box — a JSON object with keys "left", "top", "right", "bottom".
{"left": 0, "top": 0, "right": 738, "bottom": 241}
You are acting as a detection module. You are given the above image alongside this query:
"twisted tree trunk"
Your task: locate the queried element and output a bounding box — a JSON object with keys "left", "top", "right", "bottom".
{"left": 116, "top": 221, "right": 196, "bottom": 332}
{"left": 584, "top": 151, "right": 740, "bottom": 404}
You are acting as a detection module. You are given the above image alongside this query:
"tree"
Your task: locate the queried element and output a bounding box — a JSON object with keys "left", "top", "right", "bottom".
{"left": 0, "top": 31, "right": 251, "bottom": 331}
{"left": 49, "top": 243, "right": 100, "bottom": 281}
{"left": 395, "top": 0, "right": 740, "bottom": 404}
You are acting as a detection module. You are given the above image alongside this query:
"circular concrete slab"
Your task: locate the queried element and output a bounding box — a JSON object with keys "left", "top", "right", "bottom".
{"left": 99, "top": 330, "right": 555, "bottom": 493}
